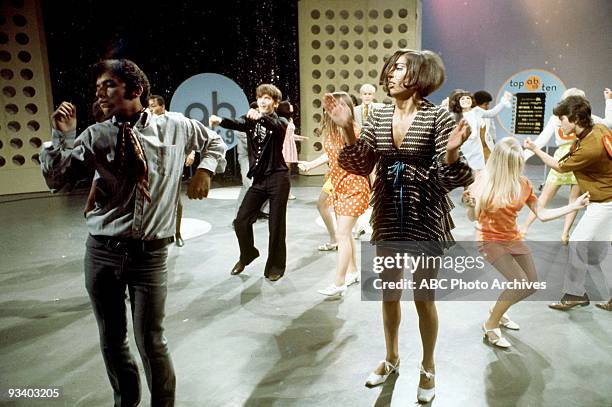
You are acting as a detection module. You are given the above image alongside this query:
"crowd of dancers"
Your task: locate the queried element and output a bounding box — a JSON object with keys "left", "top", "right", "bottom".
{"left": 40, "top": 50, "right": 611, "bottom": 405}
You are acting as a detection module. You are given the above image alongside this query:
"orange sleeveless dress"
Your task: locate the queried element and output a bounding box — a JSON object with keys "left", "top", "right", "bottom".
{"left": 324, "top": 129, "right": 370, "bottom": 217}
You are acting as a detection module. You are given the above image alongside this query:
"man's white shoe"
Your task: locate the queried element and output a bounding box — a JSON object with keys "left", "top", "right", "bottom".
{"left": 345, "top": 272, "right": 360, "bottom": 286}
{"left": 365, "top": 359, "right": 400, "bottom": 387}
{"left": 317, "top": 284, "right": 347, "bottom": 297}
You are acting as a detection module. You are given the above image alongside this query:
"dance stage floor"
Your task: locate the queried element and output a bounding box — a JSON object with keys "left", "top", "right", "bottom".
{"left": 1, "top": 168, "right": 610, "bottom": 406}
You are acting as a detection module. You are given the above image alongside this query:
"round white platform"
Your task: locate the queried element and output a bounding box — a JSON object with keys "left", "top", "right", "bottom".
{"left": 180, "top": 218, "right": 212, "bottom": 240}
{"left": 207, "top": 186, "right": 242, "bottom": 200}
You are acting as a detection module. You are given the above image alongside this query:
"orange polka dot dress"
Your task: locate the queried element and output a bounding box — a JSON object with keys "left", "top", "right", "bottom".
{"left": 324, "top": 129, "right": 370, "bottom": 217}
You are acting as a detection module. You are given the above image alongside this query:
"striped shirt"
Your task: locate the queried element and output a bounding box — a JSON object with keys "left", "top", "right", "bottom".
{"left": 339, "top": 101, "right": 473, "bottom": 247}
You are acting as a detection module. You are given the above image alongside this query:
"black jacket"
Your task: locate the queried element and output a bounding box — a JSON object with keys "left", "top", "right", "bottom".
{"left": 220, "top": 112, "right": 288, "bottom": 180}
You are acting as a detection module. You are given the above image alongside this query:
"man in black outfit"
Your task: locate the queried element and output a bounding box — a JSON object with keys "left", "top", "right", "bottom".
{"left": 210, "top": 84, "right": 289, "bottom": 281}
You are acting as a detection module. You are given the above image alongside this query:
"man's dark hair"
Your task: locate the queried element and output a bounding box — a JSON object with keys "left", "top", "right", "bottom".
{"left": 93, "top": 59, "right": 150, "bottom": 104}
{"left": 553, "top": 95, "right": 593, "bottom": 129}
{"left": 148, "top": 94, "right": 165, "bottom": 107}
{"left": 473, "top": 90, "right": 493, "bottom": 106}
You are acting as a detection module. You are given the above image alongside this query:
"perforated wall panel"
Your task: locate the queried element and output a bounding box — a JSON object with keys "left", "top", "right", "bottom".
{"left": 0, "top": 0, "right": 53, "bottom": 194}
{"left": 297, "top": 0, "right": 420, "bottom": 174}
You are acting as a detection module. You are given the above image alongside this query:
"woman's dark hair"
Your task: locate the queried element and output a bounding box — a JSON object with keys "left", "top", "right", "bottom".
{"left": 448, "top": 89, "right": 474, "bottom": 114}
{"left": 379, "top": 49, "right": 445, "bottom": 99}
{"left": 93, "top": 59, "right": 150, "bottom": 104}
{"left": 553, "top": 96, "right": 593, "bottom": 129}
{"left": 277, "top": 100, "right": 292, "bottom": 119}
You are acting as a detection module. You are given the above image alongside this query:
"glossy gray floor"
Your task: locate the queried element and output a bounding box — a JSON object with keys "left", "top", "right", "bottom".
{"left": 1, "top": 166, "right": 610, "bottom": 407}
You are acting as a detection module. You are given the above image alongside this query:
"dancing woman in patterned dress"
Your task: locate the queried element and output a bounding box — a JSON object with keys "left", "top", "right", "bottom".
{"left": 325, "top": 49, "right": 473, "bottom": 403}
{"left": 302, "top": 92, "right": 370, "bottom": 297}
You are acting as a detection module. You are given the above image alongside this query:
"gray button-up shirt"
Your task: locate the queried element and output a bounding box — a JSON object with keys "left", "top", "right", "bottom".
{"left": 41, "top": 111, "right": 227, "bottom": 240}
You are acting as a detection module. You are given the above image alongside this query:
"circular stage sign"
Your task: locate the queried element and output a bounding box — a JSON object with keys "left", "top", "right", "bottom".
{"left": 170, "top": 73, "right": 249, "bottom": 150}
{"left": 496, "top": 69, "right": 566, "bottom": 141}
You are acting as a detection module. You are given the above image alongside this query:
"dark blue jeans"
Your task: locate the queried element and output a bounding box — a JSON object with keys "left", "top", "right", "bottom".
{"left": 85, "top": 236, "right": 175, "bottom": 406}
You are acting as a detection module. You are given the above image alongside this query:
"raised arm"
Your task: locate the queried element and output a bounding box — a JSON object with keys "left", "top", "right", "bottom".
{"left": 528, "top": 192, "right": 589, "bottom": 221}
{"left": 435, "top": 108, "right": 474, "bottom": 191}
{"left": 524, "top": 131, "right": 602, "bottom": 174}
{"left": 322, "top": 94, "right": 378, "bottom": 176}
{"left": 337, "top": 120, "right": 378, "bottom": 176}
{"left": 523, "top": 138, "right": 561, "bottom": 171}
{"left": 210, "top": 114, "right": 249, "bottom": 132}
{"left": 40, "top": 102, "right": 94, "bottom": 192}
{"left": 479, "top": 91, "right": 512, "bottom": 118}
{"left": 593, "top": 88, "right": 612, "bottom": 128}
{"left": 524, "top": 116, "right": 557, "bottom": 160}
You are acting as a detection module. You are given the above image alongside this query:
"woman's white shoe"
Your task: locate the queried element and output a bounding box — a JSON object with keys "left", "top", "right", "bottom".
{"left": 345, "top": 272, "right": 360, "bottom": 286}
{"left": 365, "top": 359, "right": 400, "bottom": 387}
{"left": 417, "top": 364, "right": 435, "bottom": 403}
{"left": 317, "top": 284, "right": 347, "bottom": 297}
{"left": 317, "top": 242, "right": 338, "bottom": 251}
{"left": 499, "top": 314, "right": 520, "bottom": 330}
{"left": 490, "top": 308, "right": 520, "bottom": 330}
{"left": 482, "top": 323, "right": 512, "bottom": 348}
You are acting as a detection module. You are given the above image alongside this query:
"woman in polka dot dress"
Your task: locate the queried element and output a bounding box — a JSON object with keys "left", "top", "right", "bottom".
{"left": 301, "top": 92, "right": 370, "bottom": 297}
{"left": 318, "top": 92, "right": 370, "bottom": 297}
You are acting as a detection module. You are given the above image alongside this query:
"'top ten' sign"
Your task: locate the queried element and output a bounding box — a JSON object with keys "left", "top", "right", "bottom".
{"left": 170, "top": 73, "right": 249, "bottom": 150}
{"left": 496, "top": 69, "right": 566, "bottom": 141}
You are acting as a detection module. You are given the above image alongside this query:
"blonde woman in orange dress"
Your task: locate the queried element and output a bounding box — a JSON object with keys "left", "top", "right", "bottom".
{"left": 465, "top": 137, "right": 589, "bottom": 348}
{"left": 300, "top": 92, "right": 370, "bottom": 297}
{"left": 299, "top": 155, "right": 339, "bottom": 251}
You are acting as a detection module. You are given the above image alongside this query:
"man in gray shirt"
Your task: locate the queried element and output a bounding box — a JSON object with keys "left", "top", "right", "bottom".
{"left": 41, "top": 59, "right": 226, "bottom": 406}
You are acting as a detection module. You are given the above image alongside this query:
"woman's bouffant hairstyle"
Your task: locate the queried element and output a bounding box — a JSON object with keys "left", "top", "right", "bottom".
{"left": 553, "top": 95, "right": 593, "bottom": 130}
{"left": 448, "top": 90, "right": 474, "bottom": 114}
{"left": 379, "top": 49, "right": 445, "bottom": 99}
{"left": 93, "top": 59, "right": 150, "bottom": 104}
